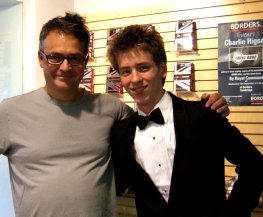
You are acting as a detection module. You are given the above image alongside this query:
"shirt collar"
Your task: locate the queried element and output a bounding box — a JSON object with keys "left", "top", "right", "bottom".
{"left": 136, "top": 91, "right": 173, "bottom": 123}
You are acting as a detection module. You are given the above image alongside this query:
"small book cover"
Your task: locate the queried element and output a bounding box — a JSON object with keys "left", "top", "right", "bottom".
{"left": 80, "top": 67, "right": 94, "bottom": 93}
{"left": 174, "top": 20, "right": 197, "bottom": 53}
{"left": 174, "top": 61, "right": 193, "bottom": 92}
{"left": 106, "top": 66, "right": 123, "bottom": 94}
{"left": 89, "top": 32, "right": 95, "bottom": 59}
{"left": 107, "top": 27, "right": 122, "bottom": 46}
{"left": 143, "top": 24, "right": 155, "bottom": 32}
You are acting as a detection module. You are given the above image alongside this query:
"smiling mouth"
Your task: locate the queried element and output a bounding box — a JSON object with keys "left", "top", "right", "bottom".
{"left": 131, "top": 86, "right": 146, "bottom": 94}
{"left": 56, "top": 74, "right": 75, "bottom": 79}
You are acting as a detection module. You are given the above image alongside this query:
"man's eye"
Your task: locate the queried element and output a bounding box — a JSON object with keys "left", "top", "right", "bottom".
{"left": 139, "top": 65, "right": 149, "bottom": 72}
{"left": 120, "top": 70, "right": 130, "bottom": 76}
{"left": 49, "top": 56, "right": 63, "bottom": 62}
{"left": 70, "top": 56, "right": 83, "bottom": 62}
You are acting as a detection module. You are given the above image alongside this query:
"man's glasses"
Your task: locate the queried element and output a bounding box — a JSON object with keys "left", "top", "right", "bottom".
{"left": 39, "top": 50, "right": 87, "bottom": 66}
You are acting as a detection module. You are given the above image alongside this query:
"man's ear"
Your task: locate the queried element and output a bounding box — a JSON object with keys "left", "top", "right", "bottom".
{"left": 84, "top": 55, "right": 89, "bottom": 65}
{"left": 160, "top": 61, "right": 167, "bottom": 78}
{"left": 38, "top": 51, "right": 45, "bottom": 68}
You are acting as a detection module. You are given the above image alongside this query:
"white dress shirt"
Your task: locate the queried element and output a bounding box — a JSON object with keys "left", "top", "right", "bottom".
{"left": 134, "top": 92, "right": 176, "bottom": 202}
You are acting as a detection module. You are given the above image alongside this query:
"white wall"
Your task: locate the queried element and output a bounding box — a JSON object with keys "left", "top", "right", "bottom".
{"left": 0, "top": 3, "right": 22, "bottom": 100}
{"left": 22, "top": 0, "right": 74, "bottom": 93}
{"left": 74, "top": 0, "right": 174, "bottom": 14}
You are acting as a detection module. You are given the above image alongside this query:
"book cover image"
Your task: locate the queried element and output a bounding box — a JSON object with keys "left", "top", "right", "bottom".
{"left": 174, "top": 20, "right": 197, "bottom": 53}
{"left": 107, "top": 27, "right": 122, "bottom": 46}
{"left": 143, "top": 24, "right": 155, "bottom": 32}
{"left": 80, "top": 67, "right": 94, "bottom": 93}
{"left": 88, "top": 32, "right": 95, "bottom": 59}
{"left": 174, "top": 61, "right": 193, "bottom": 92}
{"left": 106, "top": 67, "right": 123, "bottom": 94}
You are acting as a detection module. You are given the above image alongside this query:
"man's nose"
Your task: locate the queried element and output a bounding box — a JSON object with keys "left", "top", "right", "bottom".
{"left": 130, "top": 70, "right": 142, "bottom": 82}
{"left": 60, "top": 59, "right": 72, "bottom": 70}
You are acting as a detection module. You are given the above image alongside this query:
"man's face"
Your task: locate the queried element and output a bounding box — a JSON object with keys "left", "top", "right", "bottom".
{"left": 117, "top": 48, "right": 166, "bottom": 114}
{"left": 38, "top": 30, "right": 87, "bottom": 98}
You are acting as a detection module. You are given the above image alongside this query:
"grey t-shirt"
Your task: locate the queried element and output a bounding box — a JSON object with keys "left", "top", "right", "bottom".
{"left": 0, "top": 88, "right": 133, "bottom": 217}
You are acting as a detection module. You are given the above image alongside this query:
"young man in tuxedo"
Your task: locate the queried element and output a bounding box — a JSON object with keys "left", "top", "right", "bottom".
{"left": 108, "top": 25, "right": 263, "bottom": 217}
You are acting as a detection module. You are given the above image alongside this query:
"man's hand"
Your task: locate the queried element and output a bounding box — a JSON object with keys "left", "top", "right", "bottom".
{"left": 201, "top": 93, "right": 230, "bottom": 118}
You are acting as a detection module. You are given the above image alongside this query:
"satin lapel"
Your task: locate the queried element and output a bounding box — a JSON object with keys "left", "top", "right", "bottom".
{"left": 167, "top": 93, "right": 192, "bottom": 206}
{"left": 122, "top": 115, "right": 137, "bottom": 155}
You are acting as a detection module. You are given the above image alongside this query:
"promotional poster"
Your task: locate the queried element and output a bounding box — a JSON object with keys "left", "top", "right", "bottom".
{"left": 218, "top": 19, "right": 263, "bottom": 106}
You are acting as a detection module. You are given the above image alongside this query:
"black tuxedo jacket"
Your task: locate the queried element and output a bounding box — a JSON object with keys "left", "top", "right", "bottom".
{"left": 110, "top": 92, "right": 263, "bottom": 217}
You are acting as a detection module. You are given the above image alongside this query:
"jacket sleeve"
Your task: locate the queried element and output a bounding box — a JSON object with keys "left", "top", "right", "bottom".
{"left": 215, "top": 116, "right": 263, "bottom": 217}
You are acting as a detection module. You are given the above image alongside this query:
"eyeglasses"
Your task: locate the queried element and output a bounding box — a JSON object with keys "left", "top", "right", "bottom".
{"left": 39, "top": 50, "right": 87, "bottom": 66}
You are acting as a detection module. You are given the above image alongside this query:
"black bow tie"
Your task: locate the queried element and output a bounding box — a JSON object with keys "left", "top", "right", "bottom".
{"left": 135, "top": 107, "right": 165, "bottom": 130}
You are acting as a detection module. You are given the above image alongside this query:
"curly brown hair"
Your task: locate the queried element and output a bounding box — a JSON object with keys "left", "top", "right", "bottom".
{"left": 106, "top": 24, "right": 167, "bottom": 74}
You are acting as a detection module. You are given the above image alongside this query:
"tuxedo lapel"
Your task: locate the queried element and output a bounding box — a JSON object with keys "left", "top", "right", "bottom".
{"left": 110, "top": 115, "right": 138, "bottom": 195}
{"left": 167, "top": 93, "right": 192, "bottom": 208}
{"left": 118, "top": 116, "right": 137, "bottom": 156}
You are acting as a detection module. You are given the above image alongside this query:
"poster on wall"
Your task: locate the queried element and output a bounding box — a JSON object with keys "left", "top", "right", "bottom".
{"left": 218, "top": 19, "right": 263, "bottom": 106}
